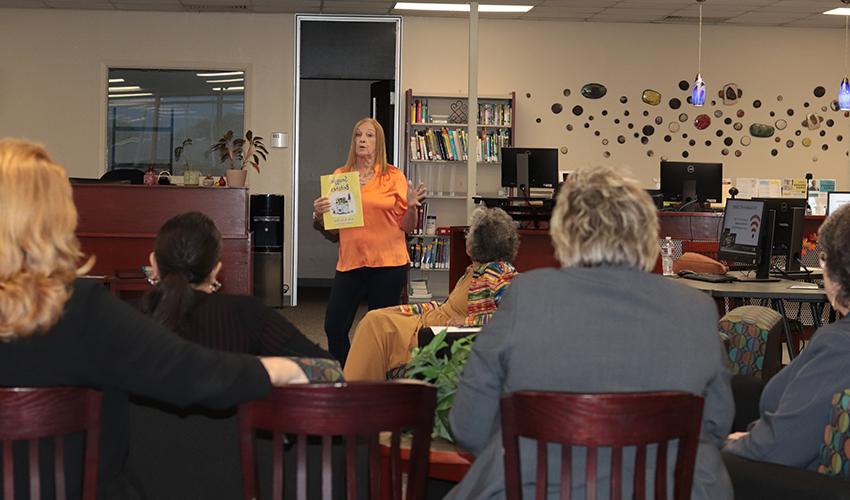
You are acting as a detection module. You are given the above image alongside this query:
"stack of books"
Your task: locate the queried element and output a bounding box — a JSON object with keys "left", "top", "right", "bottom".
{"left": 409, "top": 279, "right": 432, "bottom": 301}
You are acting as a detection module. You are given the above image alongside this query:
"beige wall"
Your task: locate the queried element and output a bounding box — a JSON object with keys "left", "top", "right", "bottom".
{"left": 2, "top": 9, "right": 850, "bottom": 295}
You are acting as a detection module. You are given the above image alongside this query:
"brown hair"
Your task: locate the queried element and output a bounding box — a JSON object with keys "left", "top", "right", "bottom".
{"left": 342, "top": 117, "right": 390, "bottom": 176}
{"left": 550, "top": 165, "right": 659, "bottom": 272}
{"left": 0, "top": 139, "right": 93, "bottom": 340}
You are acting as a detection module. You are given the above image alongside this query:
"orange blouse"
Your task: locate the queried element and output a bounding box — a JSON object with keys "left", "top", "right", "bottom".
{"left": 334, "top": 165, "right": 410, "bottom": 272}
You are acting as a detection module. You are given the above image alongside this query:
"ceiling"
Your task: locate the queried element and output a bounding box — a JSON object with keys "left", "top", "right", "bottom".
{"left": 1, "top": 0, "right": 849, "bottom": 28}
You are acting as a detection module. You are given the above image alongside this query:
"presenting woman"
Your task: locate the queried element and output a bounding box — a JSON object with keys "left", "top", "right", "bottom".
{"left": 0, "top": 139, "right": 308, "bottom": 499}
{"left": 313, "top": 117, "right": 426, "bottom": 364}
{"left": 725, "top": 204, "right": 850, "bottom": 470}
{"left": 344, "top": 207, "right": 519, "bottom": 381}
{"left": 446, "top": 165, "right": 734, "bottom": 500}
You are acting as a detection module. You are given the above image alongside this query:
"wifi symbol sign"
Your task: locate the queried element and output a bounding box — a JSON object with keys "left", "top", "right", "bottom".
{"left": 750, "top": 215, "right": 761, "bottom": 237}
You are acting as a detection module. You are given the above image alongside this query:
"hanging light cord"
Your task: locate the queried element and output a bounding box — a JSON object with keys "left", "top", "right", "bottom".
{"left": 697, "top": 2, "right": 703, "bottom": 75}
{"left": 845, "top": 15, "right": 848, "bottom": 76}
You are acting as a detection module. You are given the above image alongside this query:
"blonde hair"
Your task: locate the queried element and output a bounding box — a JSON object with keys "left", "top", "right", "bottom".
{"left": 549, "top": 165, "right": 659, "bottom": 271}
{"left": 0, "top": 139, "right": 92, "bottom": 340}
{"left": 342, "top": 117, "right": 390, "bottom": 176}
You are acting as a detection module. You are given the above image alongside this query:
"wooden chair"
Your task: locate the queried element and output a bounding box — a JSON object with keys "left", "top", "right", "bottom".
{"left": 0, "top": 387, "right": 102, "bottom": 500}
{"left": 501, "top": 391, "right": 704, "bottom": 500}
{"left": 238, "top": 381, "right": 436, "bottom": 500}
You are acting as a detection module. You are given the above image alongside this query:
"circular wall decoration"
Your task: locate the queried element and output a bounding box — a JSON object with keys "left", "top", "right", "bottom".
{"left": 814, "top": 86, "right": 826, "bottom": 98}
{"left": 572, "top": 105, "right": 583, "bottom": 116}
{"left": 682, "top": 151, "right": 690, "bottom": 158}
{"left": 563, "top": 89, "right": 571, "bottom": 97}
{"left": 536, "top": 118, "right": 542, "bottom": 123}
{"left": 787, "top": 109, "right": 795, "bottom": 117}
{"left": 603, "top": 151, "right": 611, "bottom": 158}
{"left": 602, "top": 139, "right": 609, "bottom": 145}
{"left": 737, "top": 109, "right": 745, "bottom": 118}
{"left": 664, "top": 135, "right": 672, "bottom": 142}
{"left": 617, "top": 135, "right": 626, "bottom": 144}
{"left": 566, "top": 124, "right": 574, "bottom": 131}
{"left": 678, "top": 80, "right": 690, "bottom": 91}
{"left": 786, "top": 140, "right": 794, "bottom": 148}
{"left": 771, "top": 149, "right": 779, "bottom": 157}
{"left": 620, "top": 96, "right": 628, "bottom": 104}
{"left": 735, "top": 150, "right": 742, "bottom": 157}
{"left": 753, "top": 100, "right": 762, "bottom": 108}
{"left": 678, "top": 113, "right": 688, "bottom": 122}
{"left": 647, "top": 150, "right": 655, "bottom": 157}
{"left": 777, "top": 95, "right": 784, "bottom": 102}
{"left": 802, "top": 137, "right": 812, "bottom": 147}
{"left": 560, "top": 146, "right": 569, "bottom": 154}
{"left": 722, "top": 148, "right": 729, "bottom": 156}
{"left": 741, "top": 136, "right": 752, "bottom": 146}
{"left": 714, "top": 110, "right": 723, "bottom": 118}
{"left": 669, "top": 122, "right": 680, "bottom": 132}
{"left": 669, "top": 98, "right": 682, "bottom": 110}
{"left": 775, "top": 119, "right": 787, "bottom": 130}
{"left": 643, "top": 125, "right": 655, "bottom": 136}
{"left": 733, "top": 122, "right": 743, "bottom": 131}
{"left": 655, "top": 116, "right": 663, "bottom": 125}
{"left": 551, "top": 103, "right": 563, "bottom": 114}
{"left": 526, "top": 92, "right": 532, "bottom": 98}
{"left": 724, "top": 137, "right": 733, "bottom": 146}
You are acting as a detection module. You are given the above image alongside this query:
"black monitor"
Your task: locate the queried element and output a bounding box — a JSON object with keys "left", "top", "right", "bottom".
{"left": 753, "top": 198, "right": 805, "bottom": 273}
{"left": 659, "top": 161, "right": 723, "bottom": 204}
{"left": 718, "top": 199, "right": 775, "bottom": 280}
{"left": 501, "top": 147, "right": 558, "bottom": 197}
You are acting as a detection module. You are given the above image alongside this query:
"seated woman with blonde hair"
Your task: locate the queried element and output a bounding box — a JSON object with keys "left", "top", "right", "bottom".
{"left": 343, "top": 206, "right": 519, "bottom": 381}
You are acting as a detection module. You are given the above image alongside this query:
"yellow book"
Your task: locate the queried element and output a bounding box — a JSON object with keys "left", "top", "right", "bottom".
{"left": 320, "top": 172, "right": 364, "bottom": 230}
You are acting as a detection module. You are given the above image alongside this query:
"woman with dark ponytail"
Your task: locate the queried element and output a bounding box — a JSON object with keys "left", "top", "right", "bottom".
{"left": 141, "top": 211, "right": 333, "bottom": 360}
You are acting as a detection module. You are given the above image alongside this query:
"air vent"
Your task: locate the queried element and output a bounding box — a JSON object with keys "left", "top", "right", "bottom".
{"left": 182, "top": 3, "right": 249, "bottom": 12}
{"left": 660, "top": 15, "right": 731, "bottom": 24}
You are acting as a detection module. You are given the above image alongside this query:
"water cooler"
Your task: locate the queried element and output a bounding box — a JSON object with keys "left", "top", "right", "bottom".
{"left": 251, "top": 195, "right": 285, "bottom": 307}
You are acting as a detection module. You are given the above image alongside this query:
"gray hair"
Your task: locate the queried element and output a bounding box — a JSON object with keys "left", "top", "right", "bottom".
{"left": 549, "top": 165, "right": 659, "bottom": 271}
{"left": 819, "top": 204, "right": 850, "bottom": 310}
{"left": 466, "top": 207, "right": 519, "bottom": 263}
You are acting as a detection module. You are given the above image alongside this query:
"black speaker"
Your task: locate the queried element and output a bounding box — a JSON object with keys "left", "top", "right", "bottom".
{"left": 250, "top": 195, "right": 284, "bottom": 251}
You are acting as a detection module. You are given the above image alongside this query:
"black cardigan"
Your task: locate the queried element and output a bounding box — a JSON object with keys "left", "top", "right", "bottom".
{"left": 0, "top": 279, "right": 272, "bottom": 499}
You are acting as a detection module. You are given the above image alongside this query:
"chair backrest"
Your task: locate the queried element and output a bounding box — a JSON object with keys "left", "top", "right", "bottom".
{"left": 719, "top": 305, "right": 783, "bottom": 381}
{"left": 681, "top": 240, "right": 720, "bottom": 260}
{"left": 0, "top": 387, "right": 102, "bottom": 500}
{"left": 819, "top": 389, "right": 850, "bottom": 478}
{"left": 238, "top": 381, "right": 436, "bottom": 500}
{"left": 501, "top": 391, "right": 704, "bottom": 500}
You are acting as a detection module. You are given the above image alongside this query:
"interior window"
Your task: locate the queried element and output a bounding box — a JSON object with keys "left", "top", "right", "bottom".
{"left": 106, "top": 68, "right": 244, "bottom": 177}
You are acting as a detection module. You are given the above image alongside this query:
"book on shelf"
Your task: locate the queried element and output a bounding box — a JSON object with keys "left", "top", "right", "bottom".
{"left": 410, "top": 97, "right": 512, "bottom": 127}
{"left": 409, "top": 127, "right": 509, "bottom": 163}
{"left": 409, "top": 279, "right": 432, "bottom": 300}
{"left": 407, "top": 234, "right": 450, "bottom": 270}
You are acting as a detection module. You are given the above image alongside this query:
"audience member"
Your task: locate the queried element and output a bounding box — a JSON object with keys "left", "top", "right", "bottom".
{"left": 344, "top": 207, "right": 518, "bottom": 381}
{"left": 445, "top": 165, "right": 734, "bottom": 499}
{"left": 0, "top": 139, "right": 307, "bottom": 499}
{"left": 312, "top": 117, "right": 426, "bottom": 364}
{"left": 725, "top": 204, "right": 850, "bottom": 470}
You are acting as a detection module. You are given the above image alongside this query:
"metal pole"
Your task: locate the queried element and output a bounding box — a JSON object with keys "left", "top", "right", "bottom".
{"left": 467, "top": 1, "right": 479, "bottom": 222}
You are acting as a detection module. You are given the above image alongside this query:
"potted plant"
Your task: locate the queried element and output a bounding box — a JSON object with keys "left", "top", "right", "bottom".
{"left": 404, "top": 329, "right": 476, "bottom": 442}
{"left": 211, "top": 130, "right": 268, "bottom": 187}
{"left": 174, "top": 138, "right": 200, "bottom": 185}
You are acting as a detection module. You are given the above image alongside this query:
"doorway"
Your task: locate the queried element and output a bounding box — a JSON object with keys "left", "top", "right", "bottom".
{"left": 291, "top": 15, "right": 401, "bottom": 306}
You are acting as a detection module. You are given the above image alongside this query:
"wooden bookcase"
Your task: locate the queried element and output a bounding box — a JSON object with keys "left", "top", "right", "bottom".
{"left": 403, "top": 89, "right": 516, "bottom": 300}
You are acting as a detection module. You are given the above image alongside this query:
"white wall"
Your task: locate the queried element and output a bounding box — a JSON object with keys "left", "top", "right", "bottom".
{"left": 2, "top": 9, "right": 850, "bottom": 295}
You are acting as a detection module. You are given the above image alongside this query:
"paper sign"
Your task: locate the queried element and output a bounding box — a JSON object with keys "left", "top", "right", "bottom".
{"left": 781, "top": 178, "right": 807, "bottom": 199}
{"left": 320, "top": 172, "right": 364, "bottom": 230}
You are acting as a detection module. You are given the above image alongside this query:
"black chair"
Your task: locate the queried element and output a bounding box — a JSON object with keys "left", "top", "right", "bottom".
{"left": 722, "top": 452, "right": 850, "bottom": 500}
{"left": 99, "top": 168, "right": 144, "bottom": 184}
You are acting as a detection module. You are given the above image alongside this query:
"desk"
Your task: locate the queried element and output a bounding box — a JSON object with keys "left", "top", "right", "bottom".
{"left": 379, "top": 434, "right": 473, "bottom": 499}
{"left": 675, "top": 273, "right": 829, "bottom": 359}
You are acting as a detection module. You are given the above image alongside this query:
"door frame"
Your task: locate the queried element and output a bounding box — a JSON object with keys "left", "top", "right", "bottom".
{"left": 291, "top": 14, "right": 402, "bottom": 306}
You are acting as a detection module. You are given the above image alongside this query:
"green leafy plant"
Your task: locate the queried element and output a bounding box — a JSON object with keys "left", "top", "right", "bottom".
{"left": 211, "top": 130, "right": 269, "bottom": 173}
{"left": 174, "top": 138, "right": 193, "bottom": 167}
{"left": 404, "top": 329, "right": 476, "bottom": 442}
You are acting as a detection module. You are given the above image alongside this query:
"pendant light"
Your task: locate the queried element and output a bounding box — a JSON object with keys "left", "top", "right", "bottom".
{"left": 840, "top": 9, "right": 850, "bottom": 110}
{"left": 692, "top": 0, "right": 707, "bottom": 107}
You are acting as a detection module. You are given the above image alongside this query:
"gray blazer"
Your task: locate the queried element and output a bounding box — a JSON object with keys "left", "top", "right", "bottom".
{"left": 445, "top": 266, "right": 734, "bottom": 500}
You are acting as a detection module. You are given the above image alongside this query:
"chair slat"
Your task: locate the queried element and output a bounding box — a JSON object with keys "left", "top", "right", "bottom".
{"left": 391, "top": 431, "right": 402, "bottom": 500}
{"left": 368, "top": 435, "right": 380, "bottom": 499}
{"left": 4, "top": 439, "right": 14, "bottom": 500}
{"left": 586, "top": 447, "right": 596, "bottom": 500}
{"left": 634, "top": 445, "right": 646, "bottom": 500}
{"left": 654, "top": 441, "right": 668, "bottom": 500}
{"left": 535, "top": 441, "right": 547, "bottom": 500}
{"left": 560, "top": 444, "right": 571, "bottom": 500}
{"left": 29, "top": 440, "right": 40, "bottom": 500}
{"left": 610, "top": 446, "right": 621, "bottom": 500}
{"left": 345, "top": 435, "right": 357, "bottom": 500}
{"left": 272, "top": 432, "right": 283, "bottom": 500}
{"left": 55, "top": 436, "right": 66, "bottom": 500}
{"left": 321, "top": 436, "right": 332, "bottom": 500}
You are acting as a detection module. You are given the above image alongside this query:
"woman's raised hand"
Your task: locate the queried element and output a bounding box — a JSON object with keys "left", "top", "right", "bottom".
{"left": 407, "top": 181, "right": 427, "bottom": 208}
{"left": 313, "top": 196, "right": 331, "bottom": 216}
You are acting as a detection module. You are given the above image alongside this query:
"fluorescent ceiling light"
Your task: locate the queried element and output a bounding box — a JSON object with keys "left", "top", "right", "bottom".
{"left": 108, "top": 78, "right": 125, "bottom": 83}
{"left": 108, "top": 85, "right": 142, "bottom": 92}
{"left": 212, "top": 86, "right": 245, "bottom": 92}
{"left": 196, "top": 71, "right": 244, "bottom": 77}
{"left": 394, "top": 2, "right": 533, "bottom": 13}
{"left": 108, "top": 93, "right": 153, "bottom": 98}
{"left": 206, "top": 78, "right": 244, "bottom": 83}
{"left": 824, "top": 8, "right": 850, "bottom": 15}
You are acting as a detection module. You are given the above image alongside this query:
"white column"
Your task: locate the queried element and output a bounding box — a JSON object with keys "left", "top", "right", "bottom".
{"left": 467, "top": 1, "right": 479, "bottom": 222}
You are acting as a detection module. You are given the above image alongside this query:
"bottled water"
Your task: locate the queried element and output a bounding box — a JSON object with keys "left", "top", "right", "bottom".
{"left": 661, "top": 236, "right": 675, "bottom": 276}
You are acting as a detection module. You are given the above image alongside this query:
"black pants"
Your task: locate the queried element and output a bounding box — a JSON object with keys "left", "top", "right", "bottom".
{"left": 324, "top": 265, "right": 407, "bottom": 365}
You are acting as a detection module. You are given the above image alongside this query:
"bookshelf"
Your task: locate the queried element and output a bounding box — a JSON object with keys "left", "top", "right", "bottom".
{"left": 403, "top": 89, "right": 516, "bottom": 302}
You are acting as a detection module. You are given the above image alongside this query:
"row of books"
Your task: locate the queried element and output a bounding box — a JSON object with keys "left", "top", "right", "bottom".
{"left": 408, "top": 237, "right": 450, "bottom": 270}
{"left": 410, "top": 99, "right": 512, "bottom": 126}
{"left": 409, "top": 128, "right": 511, "bottom": 163}
{"left": 412, "top": 202, "right": 431, "bottom": 235}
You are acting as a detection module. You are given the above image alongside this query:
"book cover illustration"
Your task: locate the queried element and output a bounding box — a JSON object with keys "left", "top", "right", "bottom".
{"left": 320, "top": 172, "right": 364, "bottom": 230}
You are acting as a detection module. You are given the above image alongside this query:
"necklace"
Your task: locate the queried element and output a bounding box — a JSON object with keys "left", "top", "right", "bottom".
{"left": 359, "top": 167, "right": 375, "bottom": 186}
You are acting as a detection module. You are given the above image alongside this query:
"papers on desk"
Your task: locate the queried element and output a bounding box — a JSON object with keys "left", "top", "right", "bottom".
{"left": 788, "top": 283, "right": 820, "bottom": 290}
{"left": 431, "top": 326, "right": 482, "bottom": 334}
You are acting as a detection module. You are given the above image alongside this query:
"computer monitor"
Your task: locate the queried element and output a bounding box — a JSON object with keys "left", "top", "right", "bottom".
{"left": 827, "top": 191, "right": 850, "bottom": 215}
{"left": 659, "top": 161, "right": 723, "bottom": 204}
{"left": 501, "top": 147, "right": 558, "bottom": 196}
{"left": 753, "top": 198, "right": 805, "bottom": 273}
{"left": 718, "top": 199, "right": 774, "bottom": 280}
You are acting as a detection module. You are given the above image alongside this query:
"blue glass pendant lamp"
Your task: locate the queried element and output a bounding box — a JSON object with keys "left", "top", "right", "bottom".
{"left": 692, "top": 0, "right": 707, "bottom": 107}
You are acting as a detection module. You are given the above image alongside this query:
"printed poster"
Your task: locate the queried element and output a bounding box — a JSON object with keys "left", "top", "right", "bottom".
{"left": 320, "top": 172, "right": 364, "bottom": 230}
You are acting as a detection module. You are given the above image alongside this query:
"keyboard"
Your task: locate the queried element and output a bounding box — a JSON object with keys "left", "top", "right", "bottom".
{"left": 679, "top": 272, "right": 739, "bottom": 283}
